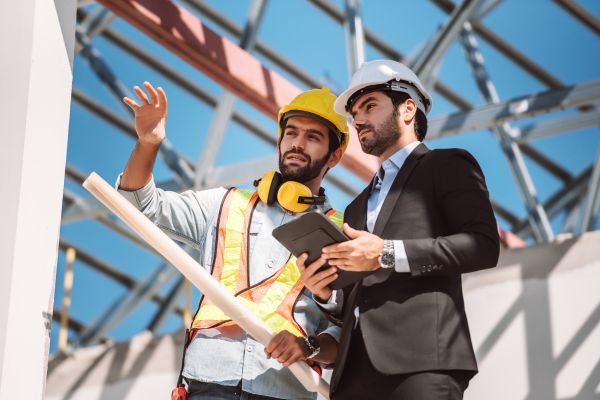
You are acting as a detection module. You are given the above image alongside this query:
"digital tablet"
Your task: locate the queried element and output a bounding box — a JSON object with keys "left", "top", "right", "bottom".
{"left": 272, "top": 212, "right": 374, "bottom": 289}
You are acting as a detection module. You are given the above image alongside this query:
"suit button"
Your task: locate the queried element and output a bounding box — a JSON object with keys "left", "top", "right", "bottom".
{"left": 427, "top": 266, "right": 432, "bottom": 272}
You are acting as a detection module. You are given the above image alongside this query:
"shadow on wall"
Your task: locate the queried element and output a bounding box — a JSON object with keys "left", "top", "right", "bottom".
{"left": 463, "top": 232, "right": 600, "bottom": 400}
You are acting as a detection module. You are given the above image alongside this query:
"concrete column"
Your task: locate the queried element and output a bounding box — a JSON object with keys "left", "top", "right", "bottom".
{"left": 0, "top": 0, "right": 75, "bottom": 398}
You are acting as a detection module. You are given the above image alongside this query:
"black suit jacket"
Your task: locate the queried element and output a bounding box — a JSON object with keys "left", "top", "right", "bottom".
{"left": 330, "top": 144, "right": 500, "bottom": 392}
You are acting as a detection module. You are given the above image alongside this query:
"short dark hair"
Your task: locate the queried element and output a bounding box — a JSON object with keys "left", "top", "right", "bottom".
{"left": 384, "top": 91, "right": 428, "bottom": 141}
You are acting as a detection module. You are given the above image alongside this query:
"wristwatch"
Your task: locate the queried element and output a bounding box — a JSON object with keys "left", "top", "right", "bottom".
{"left": 378, "top": 239, "right": 395, "bottom": 269}
{"left": 303, "top": 336, "right": 321, "bottom": 359}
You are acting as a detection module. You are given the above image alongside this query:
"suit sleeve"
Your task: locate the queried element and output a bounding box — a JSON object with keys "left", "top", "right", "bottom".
{"left": 403, "top": 149, "right": 500, "bottom": 277}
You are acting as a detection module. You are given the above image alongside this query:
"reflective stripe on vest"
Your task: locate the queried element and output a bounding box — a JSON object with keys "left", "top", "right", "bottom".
{"left": 191, "top": 188, "right": 343, "bottom": 337}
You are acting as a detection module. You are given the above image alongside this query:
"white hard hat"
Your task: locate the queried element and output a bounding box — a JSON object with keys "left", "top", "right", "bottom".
{"left": 334, "top": 59, "right": 433, "bottom": 116}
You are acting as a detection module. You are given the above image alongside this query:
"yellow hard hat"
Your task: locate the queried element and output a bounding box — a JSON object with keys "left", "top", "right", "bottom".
{"left": 277, "top": 87, "right": 350, "bottom": 154}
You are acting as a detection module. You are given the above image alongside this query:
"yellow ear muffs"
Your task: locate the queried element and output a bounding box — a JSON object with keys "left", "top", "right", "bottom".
{"left": 254, "top": 170, "right": 326, "bottom": 213}
{"left": 277, "top": 181, "right": 313, "bottom": 213}
{"left": 256, "top": 170, "right": 282, "bottom": 206}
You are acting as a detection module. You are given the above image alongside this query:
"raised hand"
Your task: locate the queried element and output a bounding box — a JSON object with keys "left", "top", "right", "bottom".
{"left": 123, "top": 81, "right": 168, "bottom": 146}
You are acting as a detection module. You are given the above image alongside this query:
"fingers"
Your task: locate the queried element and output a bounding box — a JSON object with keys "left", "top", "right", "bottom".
{"left": 265, "top": 332, "right": 285, "bottom": 358}
{"left": 296, "top": 253, "right": 308, "bottom": 272}
{"left": 157, "top": 86, "right": 168, "bottom": 109}
{"left": 310, "top": 269, "right": 338, "bottom": 287}
{"left": 264, "top": 332, "right": 305, "bottom": 367}
{"left": 342, "top": 223, "right": 362, "bottom": 239}
{"left": 303, "top": 262, "right": 337, "bottom": 284}
{"left": 322, "top": 241, "right": 353, "bottom": 256}
{"left": 133, "top": 85, "right": 150, "bottom": 105}
{"left": 123, "top": 96, "right": 139, "bottom": 111}
{"left": 143, "top": 81, "right": 159, "bottom": 105}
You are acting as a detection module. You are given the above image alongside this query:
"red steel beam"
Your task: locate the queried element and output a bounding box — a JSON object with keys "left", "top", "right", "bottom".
{"left": 96, "top": 0, "right": 378, "bottom": 181}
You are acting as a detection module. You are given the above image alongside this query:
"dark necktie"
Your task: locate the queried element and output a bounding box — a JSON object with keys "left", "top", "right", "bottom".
{"left": 373, "top": 166, "right": 385, "bottom": 191}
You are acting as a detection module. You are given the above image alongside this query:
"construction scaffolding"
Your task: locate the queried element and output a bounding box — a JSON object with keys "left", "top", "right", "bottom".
{"left": 1, "top": 0, "right": 599, "bottom": 399}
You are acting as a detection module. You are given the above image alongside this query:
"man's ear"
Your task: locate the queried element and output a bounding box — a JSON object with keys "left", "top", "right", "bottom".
{"left": 327, "top": 147, "right": 343, "bottom": 168}
{"left": 402, "top": 98, "right": 418, "bottom": 123}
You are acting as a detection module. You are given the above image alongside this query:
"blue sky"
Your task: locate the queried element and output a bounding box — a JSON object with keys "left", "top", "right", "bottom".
{"left": 53, "top": 0, "right": 600, "bottom": 353}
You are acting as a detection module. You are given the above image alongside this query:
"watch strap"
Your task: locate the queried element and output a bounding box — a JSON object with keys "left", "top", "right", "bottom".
{"left": 378, "top": 239, "right": 395, "bottom": 269}
{"left": 303, "top": 336, "right": 321, "bottom": 359}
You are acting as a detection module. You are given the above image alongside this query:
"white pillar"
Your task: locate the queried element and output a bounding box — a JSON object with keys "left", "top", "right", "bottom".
{"left": 0, "top": 0, "right": 75, "bottom": 398}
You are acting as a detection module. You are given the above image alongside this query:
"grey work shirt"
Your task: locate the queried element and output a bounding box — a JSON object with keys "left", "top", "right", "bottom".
{"left": 117, "top": 176, "right": 341, "bottom": 400}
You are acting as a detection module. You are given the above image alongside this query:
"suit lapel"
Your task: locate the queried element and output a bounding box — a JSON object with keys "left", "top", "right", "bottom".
{"left": 372, "top": 143, "right": 429, "bottom": 237}
{"left": 346, "top": 185, "right": 371, "bottom": 231}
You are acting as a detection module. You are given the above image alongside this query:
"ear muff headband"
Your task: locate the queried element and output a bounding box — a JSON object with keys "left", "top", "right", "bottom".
{"left": 256, "top": 170, "right": 280, "bottom": 206}
{"left": 254, "top": 171, "right": 325, "bottom": 213}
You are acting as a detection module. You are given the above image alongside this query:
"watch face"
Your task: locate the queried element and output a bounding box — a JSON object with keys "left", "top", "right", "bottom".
{"left": 382, "top": 252, "right": 394, "bottom": 267}
{"left": 307, "top": 336, "right": 320, "bottom": 351}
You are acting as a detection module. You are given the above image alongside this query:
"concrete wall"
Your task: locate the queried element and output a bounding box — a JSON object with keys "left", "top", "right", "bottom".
{"left": 45, "top": 232, "right": 600, "bottom": 399}
{"left": 465, "top": 231, "right": 600, "bottom": 400}
{"left": 0, "top": 0, "right": 75, "bottom": 398}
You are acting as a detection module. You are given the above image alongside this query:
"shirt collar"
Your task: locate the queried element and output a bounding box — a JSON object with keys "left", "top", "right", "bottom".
{"left": 371, "top": 140, "right": 421, "bottom": 188}
{"left": 385, "top": 140, "right": 421, "bottom": 171}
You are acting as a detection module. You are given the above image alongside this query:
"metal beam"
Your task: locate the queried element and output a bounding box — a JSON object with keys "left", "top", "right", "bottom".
{"left": 460, "top": 22, "right": 553, "bottom": 242}
{"left": 62, "top": 191, "right": 111, "bottom": 224}
{"left": 519, "top": 144, "right": 572, "bottom": 185}
{"left": 71, "top": 89, "right": 196, "bottom": 188}
{"left": 491, "top": 200, "right": 519, "bottom": 227}
{"left": 95, "top": 0, "right": 296, "bottom": 117}
{"left": 194, "top": 0, "right": 268, "bottom": 188}
{"left": 412, "top": 0, "right": 482, "bottom": 83}
{"left": 307, "top": 0, "right": 473, "bottom": 111}
{"left": 430, "top": 0, "right": 565, "bottom": 90}
{"left": 96, "top": 0, "right": 379, "bottom": 181}
{"left": 180, "top": 0, "right": 323, "bottom": 90}
{"left": 77, "top": 263, "right": 179, "bottom": 346}
{"left": 71, "top": 88, "right": 358, "bottom": 197}
{"left": 553, "top": 0, "right": 600, "bottom": 37}
{"left": 57, "top": 241, "right": 185, "bottom": 317}
{"left": 428, "top": 78, "right": 600, "bottom": 138}
{"left": 64, "top": 189, "right": 157, "bottom": 252}
{"left": 51, "top": 309, "right": 88, "bottom": 338}
{"left": 475, "top": 0, "right": 502, "bottom": 20}
{"left": 89, "top": 25, "right": 276, "bottom": 145}
{"left": 75, "top": 7, "right": 115, "bottom": 53}
{"left": 75, "top": 27, "right": 196, "bottom": 186}
{"left": 516, "top": 109, "right": 600, "bottom": 143}
{"left": 343, "top": 0, "right": 366, "bottom": 77}
{"left": 147, "top": 276, "right": 185, "bottom": 333}
{"left": 204, "top": 156, "right": 276, "bottom": 188}
{"left": 579, "top": 144, "right": 600, "bottom": 233}
{"left": 514, "top": 167, "right": 592, "bottom": 237}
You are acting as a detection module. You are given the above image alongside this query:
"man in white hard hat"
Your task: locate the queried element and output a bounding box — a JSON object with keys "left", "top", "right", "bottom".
{"left": 117, "top": 83, "right": 350, "bottom": 399}
{"left": 298, "top": 60, "right": 500, "bottom": 399}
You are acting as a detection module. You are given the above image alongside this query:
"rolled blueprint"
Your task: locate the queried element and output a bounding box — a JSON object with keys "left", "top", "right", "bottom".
{"left": 82, "top": 172, "right": 330, "bottom": 399}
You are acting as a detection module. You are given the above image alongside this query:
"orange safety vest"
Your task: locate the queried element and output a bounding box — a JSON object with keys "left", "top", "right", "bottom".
{"left": 191, "top": 188, "right": 343, "bottom": 338}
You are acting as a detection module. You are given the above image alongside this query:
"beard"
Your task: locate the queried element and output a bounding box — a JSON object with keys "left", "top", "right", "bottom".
{"left": 357, "top": 112, "right": 400, "bottom": 157}
{"left": 279, "top": 148, "right": 330, "bottom": 183}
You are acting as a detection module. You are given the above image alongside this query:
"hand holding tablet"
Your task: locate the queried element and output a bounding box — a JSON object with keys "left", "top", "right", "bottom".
{"left": 272, "top": 213, "right": 374, "bottom": 289}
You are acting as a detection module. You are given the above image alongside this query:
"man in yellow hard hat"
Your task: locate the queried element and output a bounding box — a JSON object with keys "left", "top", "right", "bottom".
{"left": 117, "top": 82, "right": 348, "bottom": 400}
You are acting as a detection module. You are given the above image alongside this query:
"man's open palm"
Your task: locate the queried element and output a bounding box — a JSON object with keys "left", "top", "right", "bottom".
{"left": 123, "top": 81, "right": 168, "bottom": 146}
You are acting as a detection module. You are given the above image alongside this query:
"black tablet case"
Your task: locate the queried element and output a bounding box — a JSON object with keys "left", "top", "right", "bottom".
{"left": 272, "top": 212, "right": 374, "bottom": 289}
